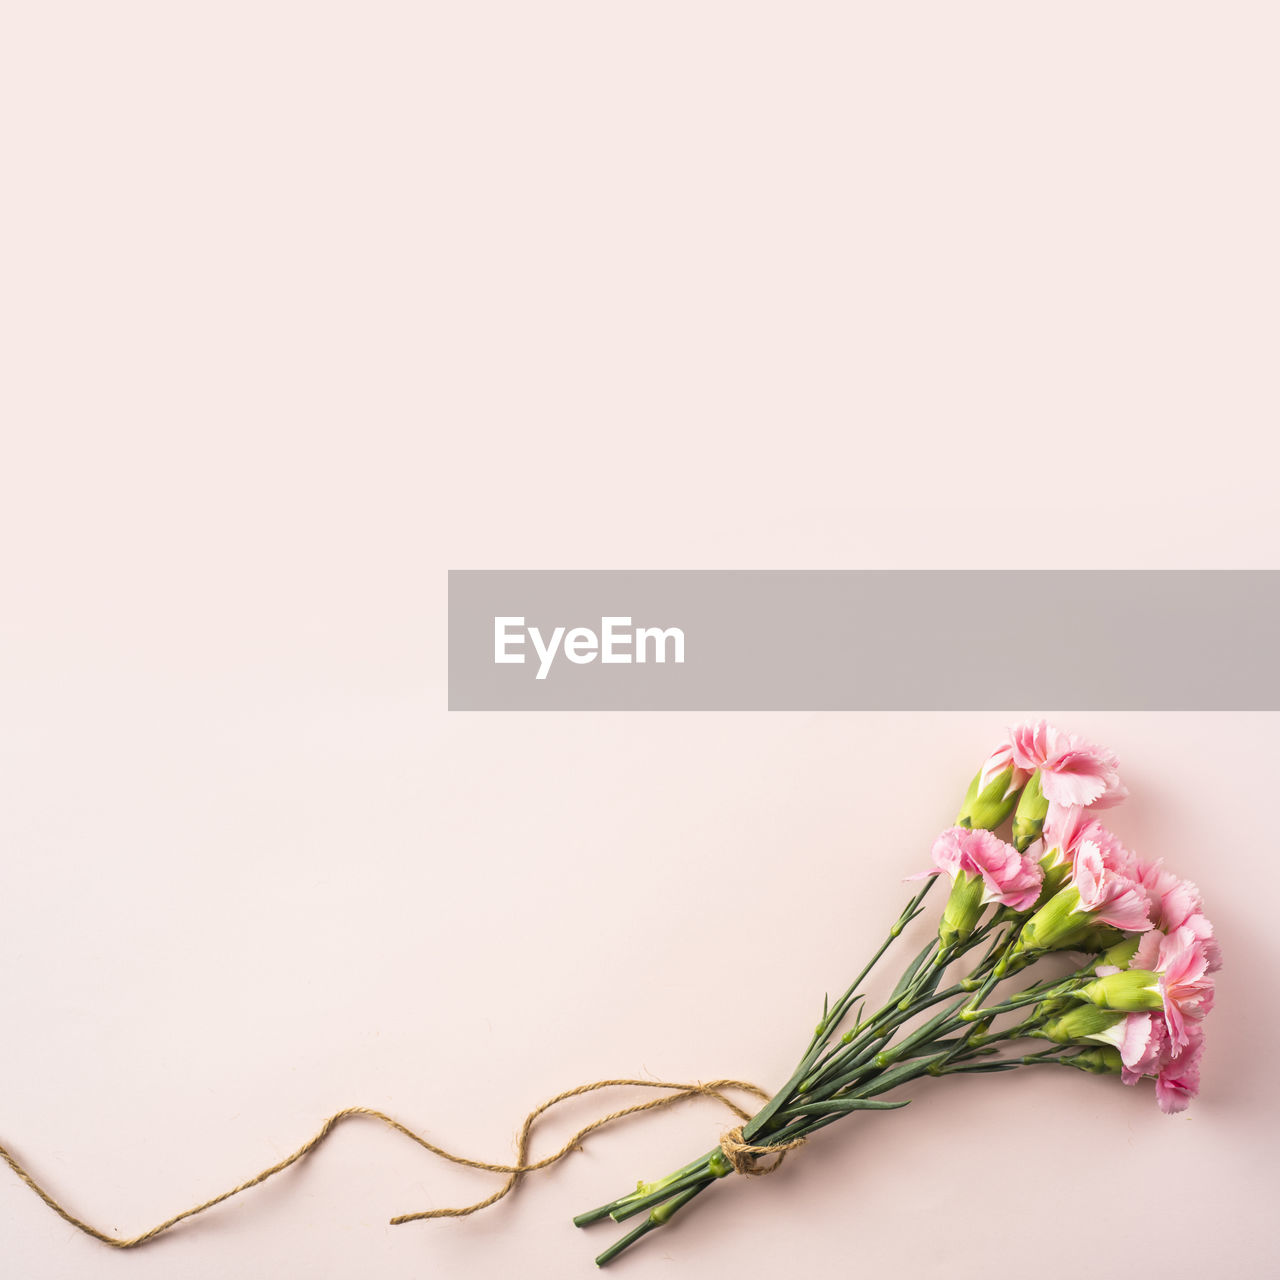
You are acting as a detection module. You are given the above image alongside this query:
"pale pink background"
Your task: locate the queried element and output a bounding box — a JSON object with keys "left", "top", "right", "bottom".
{"left": 2, "top": 5, "right": 1278, "bottom": 1279}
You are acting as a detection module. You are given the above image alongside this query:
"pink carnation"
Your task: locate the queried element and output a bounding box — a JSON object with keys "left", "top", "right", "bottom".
{"left": 918, "top": 826, "right": 1043, "bottom": 911}
{"left": 1132, "top": 926, "right": 1217, "bottom": 1047}
{"left": 1041, "top": 804, "right": 1091, "bottom": 866}
{"left": 1009, "top": 720, "right": 1128, "bottom": 809}
{"left": 1117, "top": 1010, "right": 1168, "bottom": 1082}
{"left": 1043, "top": 806, "right": 1137, "bottom": 874}
{"left": 1134, "top": 861, "right": 1221, "bottom": 970}
{"left": 1155, "top": 1035, "right": 1204, "bottom": 1114}
{"left": 1113, "top": 1014, "right": 1205, "bottom": 1114}
{"left": 1088, "top": 923, "right": 1218, "bottom": 1112}
{"left": 976, "top": 741, "right": 1031, "bottom": 795}
{"left": 1185, "top": 914, "right": 1224, "bottom": 975}
{"left": 1068, "top": 840, "right": 1153, "bottom": 933}
{"left": 1136, "top": 859, "right": 1199, "bottom": 926}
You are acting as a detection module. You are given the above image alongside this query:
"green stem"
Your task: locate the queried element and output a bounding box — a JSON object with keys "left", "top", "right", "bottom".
{"left": 797, "top": 913, "right": 1010, "bottom": 1097}
{"left": 962, "top": 977, "right": 1088, "bottom": 1021}
{"left": 608, "top": 1155, "right": 724, "bottom": 1223}
{"left": 573, "top": 1148, "right": 720, "bottom": 1227}
{"left": 940, "top": 1048, "right": 1069, "bottom": 1075}
{"left": 594, "top": 1181, "right": 712, "bottom": 1268}
{"left": 799, "top": 981, "right": 968, "bottom": 1098}
{"left": 740, "top": 881, "right": 937, "bottom": 1144}
{"left": 576, "top": 881, "right": 1096, "bottom": 1267}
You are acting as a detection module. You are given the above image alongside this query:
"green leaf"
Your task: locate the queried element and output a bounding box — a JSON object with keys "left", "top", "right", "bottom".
{"left": 793, "top": 1098, "right": 910, "bottom": 1116}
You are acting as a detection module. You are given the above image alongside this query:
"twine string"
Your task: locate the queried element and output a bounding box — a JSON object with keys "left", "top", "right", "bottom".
{"left": 0, "top": 1077, "right": 788, "bottom": 1248}
{"left": 716, "top": 1124, "right": 807, "bottom": 1176}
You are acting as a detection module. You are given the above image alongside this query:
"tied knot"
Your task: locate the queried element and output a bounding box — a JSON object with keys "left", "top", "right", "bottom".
{"left": 718, "top": 1124, "right": 807, "bottom": 1177}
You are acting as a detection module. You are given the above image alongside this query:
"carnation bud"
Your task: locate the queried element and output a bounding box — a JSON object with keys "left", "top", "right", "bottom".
{"left": 1012, "top": 886, "right": 1091, "bottom": 955}
{"left": 1034, "top": 996, "right": 1075, "bottom": 1021}
{"left": 1067, "top": 925, "right": 1128, "bottom": 956}
{"left": 1077, "top": 969, "right": 1163, "bottom": 1013}
{"left": 939, "top": 872, "right": 986, "bottom": 949}
{"left": 1039, "top": 1004, "right": 1126, "bottom": 1043}
{"left": 956, "top": 764, "right": 1025, "bottom": 832}
{"left": 1036, "top": 850, "right": 1072, "bottom": 905}
{"left": 1011, "top": 771, "right": 1049, "bottom": 851}
{"left": 1070, "top": 1046, "right": 1125, "bottom": 1074}
{"left": 1097, "top": 936, "right": 1143, "bottom": 971}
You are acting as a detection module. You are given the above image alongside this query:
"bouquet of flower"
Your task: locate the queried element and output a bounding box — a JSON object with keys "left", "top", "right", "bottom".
{"left": 0, "top": 720, "right": 1221, "bottom": 1263}
{"left": 575, "top": 721, "right": 1221, "bottom": 1267}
